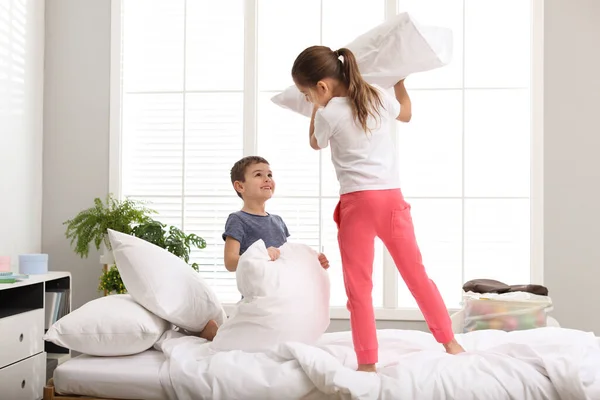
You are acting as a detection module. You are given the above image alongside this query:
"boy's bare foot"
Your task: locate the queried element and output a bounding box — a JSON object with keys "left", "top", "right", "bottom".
{"left": 443, "top": 338, "right": 465, "bottom": 355}
{"left": 198, "top": 319, "right": 219, "bottom": 341}
{"left": 357, "top": 363, "right": 377, "bottom": 373}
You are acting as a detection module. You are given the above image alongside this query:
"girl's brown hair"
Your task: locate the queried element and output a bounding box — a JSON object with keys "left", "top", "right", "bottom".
{"left": 291, "top": 45, "right": 383, "bottom": 132}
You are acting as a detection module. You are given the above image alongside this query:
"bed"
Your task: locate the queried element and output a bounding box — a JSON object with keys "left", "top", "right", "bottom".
{"left": 43, "top": 350, "right": 167, "bottom": 400}
{"left": 44, "top": 326, "right": 600, "bottom": 400}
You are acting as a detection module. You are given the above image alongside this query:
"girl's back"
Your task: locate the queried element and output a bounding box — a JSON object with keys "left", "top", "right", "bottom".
{"left": 314, "top": 85, "right": 401, "bottom": 195}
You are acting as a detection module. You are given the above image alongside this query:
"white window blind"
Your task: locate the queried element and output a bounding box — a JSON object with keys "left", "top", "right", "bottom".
{"left": 118, "top": 0, "right": 533, "bottom": 310}
{"left": 393, "top": 0, "right": 532, "bottom": 309}
{"left": 121, "top": 0, "right": 246, "bottom": 303}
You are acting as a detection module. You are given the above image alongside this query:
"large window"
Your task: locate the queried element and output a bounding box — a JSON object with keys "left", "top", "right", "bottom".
{"left": 114, "top": 0, "right": 534, "bottom": 314}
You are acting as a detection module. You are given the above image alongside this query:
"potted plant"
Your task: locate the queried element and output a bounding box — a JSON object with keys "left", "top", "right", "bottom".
{"left": 63, "top": 194, "right": 155, "bottom": 264}
{"left": 64, "top": 194, "right": 207, "bottom": 295}
{"left": 98, "top": 220, "right": 207, "bottom": 294}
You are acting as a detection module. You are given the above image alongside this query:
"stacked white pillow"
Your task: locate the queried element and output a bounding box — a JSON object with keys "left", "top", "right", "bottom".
{"left": 271, "top": 12, "right": 453, "bottom": 117}
{"left": 44, "top": 294, "right": 170, "bottom": 357}
{"left": 45, "top": 230, "right": 226, "bottom": 357}
{"left": 107, "top": 229, "right": 225, "bottom": 331}
{"left": 211, "top": 240, "right": 330, "bottom": 353}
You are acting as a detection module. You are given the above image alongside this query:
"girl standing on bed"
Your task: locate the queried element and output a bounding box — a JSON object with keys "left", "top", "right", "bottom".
{"left": 291, "top": 45, "right": 465, "bottom": 373}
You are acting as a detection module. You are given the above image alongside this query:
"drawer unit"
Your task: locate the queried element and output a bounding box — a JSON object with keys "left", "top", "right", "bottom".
{"left": 0, "top": 272, "right": 71, "bottom": 399}
{"left": 0, "top": 308, "right": 44, "bottom": 367}
{"left": 0, "top": 352, "right": 46, "bottom": 400}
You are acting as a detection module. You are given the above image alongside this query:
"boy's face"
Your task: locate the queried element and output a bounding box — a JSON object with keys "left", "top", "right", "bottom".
{"left": 235, "top": 163, "right": 275, "bottom": 201}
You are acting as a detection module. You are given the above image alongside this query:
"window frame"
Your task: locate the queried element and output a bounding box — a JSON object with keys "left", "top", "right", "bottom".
{"left": 108, "top": 0, "right": 544, "bottom": 320}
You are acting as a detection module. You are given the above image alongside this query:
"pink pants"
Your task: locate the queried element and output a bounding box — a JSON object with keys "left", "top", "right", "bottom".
{"left": 333, "top": 189, "right": 454, "bottom": 365}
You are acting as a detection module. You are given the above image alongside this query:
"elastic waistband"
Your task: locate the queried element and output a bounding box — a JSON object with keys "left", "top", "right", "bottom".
{"left": 340, "top": 188, "right": 403, "bottom": 200}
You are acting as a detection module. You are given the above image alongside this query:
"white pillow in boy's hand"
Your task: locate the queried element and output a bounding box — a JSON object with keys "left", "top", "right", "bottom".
{"left": 211, "top": 240, "right": 331, "bottom": 353}
{"left": 272, "top": 12, "right": 453, "bottom": 117}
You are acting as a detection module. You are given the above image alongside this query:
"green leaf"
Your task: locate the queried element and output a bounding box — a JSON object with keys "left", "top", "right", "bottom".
{"left": 68, "top": 194, "right": 207, "bottom": 291}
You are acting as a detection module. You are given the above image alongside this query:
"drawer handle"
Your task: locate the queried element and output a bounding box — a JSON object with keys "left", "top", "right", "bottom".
{"left": 21, "top": 379, "right": 26, "bottom": 389}
{"left": 19, "top": 333, "right": 24, "bottom": 342}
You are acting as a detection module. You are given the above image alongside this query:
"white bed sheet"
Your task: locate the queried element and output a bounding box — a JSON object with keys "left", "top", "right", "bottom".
{"left": 53, "top": 349, "right": 168, "bottom": 400}
{"left": 52, "top": 327, "right": 600, "bottom": 400}
{"left": 158, "top": 327, "right": 600, "bottom": 400}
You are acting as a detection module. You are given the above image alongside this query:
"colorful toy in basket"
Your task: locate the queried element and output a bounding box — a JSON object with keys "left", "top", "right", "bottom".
{"left": 462, "top": 291, "right": 553, "bottom": 333}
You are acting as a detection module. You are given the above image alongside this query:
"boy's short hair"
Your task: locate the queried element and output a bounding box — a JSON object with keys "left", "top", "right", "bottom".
{"left": 230, "top": 156, "right": 270, "bottom": 199}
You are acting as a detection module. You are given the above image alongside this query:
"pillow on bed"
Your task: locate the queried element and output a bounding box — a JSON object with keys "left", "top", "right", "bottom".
{"left": 107, "top": 229, "right": 226, "bottom": 332}
{"left": 211, "top": 240, "right": 330, "bottom": 353}
{"left": 271, "top": 12, "right": 453, "bottom": 117}
{"left": 44, "top": 294, "right": 170, "bottom": 356}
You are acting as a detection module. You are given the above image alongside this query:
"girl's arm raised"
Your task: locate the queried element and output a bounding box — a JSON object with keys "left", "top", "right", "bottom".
{"left": 394, "top": 80, "right": 412, "bottom": 123}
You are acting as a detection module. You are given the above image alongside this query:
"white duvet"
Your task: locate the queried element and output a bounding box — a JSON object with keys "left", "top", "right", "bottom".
{"left": 157, "top": 327, "right": 600, "bottom": 400}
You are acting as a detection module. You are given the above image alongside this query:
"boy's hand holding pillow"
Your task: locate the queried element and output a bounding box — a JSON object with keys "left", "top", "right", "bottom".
{"left": 211, "top": 240, "right": 330, "bottom": 353}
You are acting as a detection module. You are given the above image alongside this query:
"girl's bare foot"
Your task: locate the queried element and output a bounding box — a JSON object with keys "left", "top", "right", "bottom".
{"left": 198, "top": 319, "right": 219, "bottom": 341}
{"left": 443, "top": 338, "right": 465, "bottom": 355}
{"left": 357, "top": 363, "right": 377, "bottom": 373}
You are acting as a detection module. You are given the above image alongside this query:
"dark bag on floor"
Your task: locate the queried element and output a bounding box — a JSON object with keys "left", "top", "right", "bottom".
{"left": 462, "top": 279, "right": 548, "bottom": 296}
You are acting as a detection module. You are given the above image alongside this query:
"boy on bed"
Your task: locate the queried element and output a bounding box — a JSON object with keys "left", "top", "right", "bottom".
{"left": 198, "top": 156, "right": 330, "bottom": 342}
{"left": 222, "top": 155, "right": 329, "bottom": 271}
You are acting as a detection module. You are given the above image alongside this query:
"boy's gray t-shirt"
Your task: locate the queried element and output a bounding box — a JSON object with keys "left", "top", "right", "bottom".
{"left": 222, "top": 211, "right": 290, "bottom": 255}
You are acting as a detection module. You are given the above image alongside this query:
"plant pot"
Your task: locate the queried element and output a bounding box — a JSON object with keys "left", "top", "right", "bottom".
{"left": 99, "top": 237, "right": 115, "bottom": 265}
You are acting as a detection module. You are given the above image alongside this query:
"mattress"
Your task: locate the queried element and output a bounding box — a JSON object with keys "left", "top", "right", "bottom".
{"left": 53, "top": 349, "right": 168, "bottom": 400}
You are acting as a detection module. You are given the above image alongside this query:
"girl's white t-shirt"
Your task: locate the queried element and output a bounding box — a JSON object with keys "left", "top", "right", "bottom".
{"left": 313, "top": 84, "right": 401, "bottom": 195}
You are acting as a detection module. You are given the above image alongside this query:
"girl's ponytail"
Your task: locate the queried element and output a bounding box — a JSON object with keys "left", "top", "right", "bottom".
{"left": 336, "top": 48, "right": 383, "bottom": 132}
{"left": 291, "top": 45, "right": 383, "bottom": 133}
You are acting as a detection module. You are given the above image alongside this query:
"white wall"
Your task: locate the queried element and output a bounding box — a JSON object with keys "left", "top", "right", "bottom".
{"left": 0, "top": 0, "right": 45, "bottom": 269}
{"left": 41, "top": 0, "right": 600, "bottom": 336}
{"left": 42, "top": 0, "right": 110, "bottom": 308}
{"left": 543, "top": 0, "right": 600, "bottom": 333}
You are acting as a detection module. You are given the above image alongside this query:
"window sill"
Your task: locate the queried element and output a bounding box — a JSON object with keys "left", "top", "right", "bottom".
{"left": 222, "top": 304, "right": 461, "bottom": 322}
{"left": 329, "top": 307, "right": 461, "bottom": 321}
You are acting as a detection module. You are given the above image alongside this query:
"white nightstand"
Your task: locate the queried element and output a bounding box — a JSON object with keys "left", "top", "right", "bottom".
{"left": 0, "top": 272, "right": 71, "bottom": 400}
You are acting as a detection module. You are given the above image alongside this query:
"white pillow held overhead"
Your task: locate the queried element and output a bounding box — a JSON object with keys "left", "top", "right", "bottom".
{"left": 107, "top": 229, "right": 226, "bottom": 332}
{"left": 211, "top": 240, "right": 330, "bottom": 353}
{"left": 44, "top": 294, "right": 170, "bottom": 356}
{"left": 347, "top": 12, "right": 452, "bottom": 88}
{"left": 272, "top": 12, "right": 453, "bottom": 117}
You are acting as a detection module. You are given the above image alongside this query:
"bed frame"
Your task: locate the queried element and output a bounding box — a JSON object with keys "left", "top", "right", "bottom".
{"left": 43, "top": 378, "right": 122, "bottom": 400}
